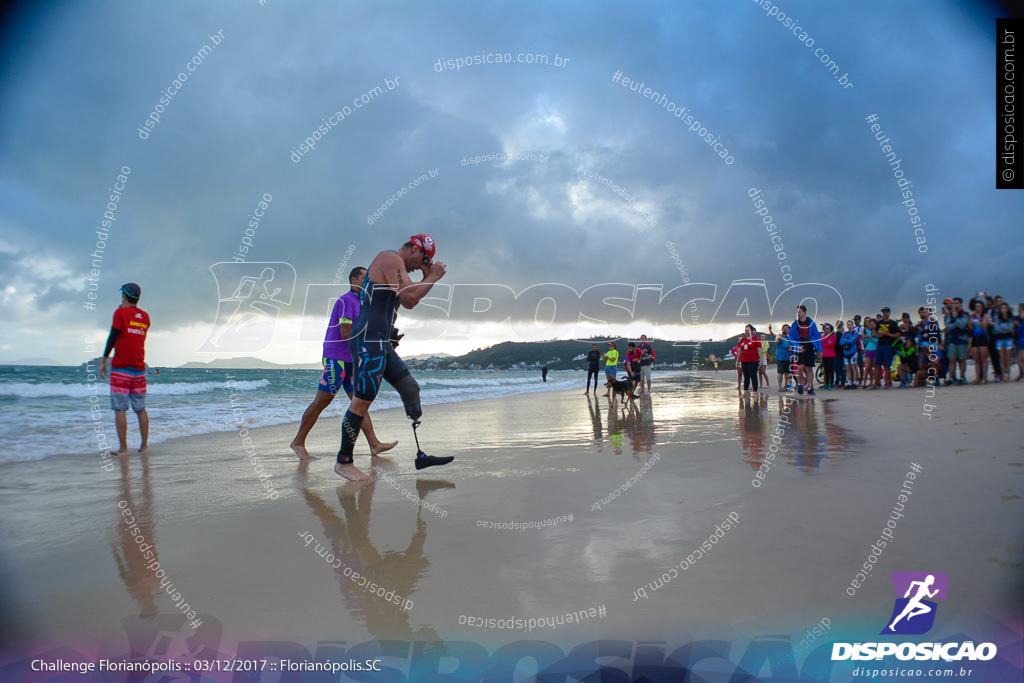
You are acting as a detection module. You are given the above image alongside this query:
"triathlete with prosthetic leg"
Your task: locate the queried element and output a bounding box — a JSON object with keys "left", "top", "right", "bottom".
{"left": 290, "top": 266, "right": 396, "bottom": 460}
{"left": 336, "top": 235, "right": 453, "bottom": 481}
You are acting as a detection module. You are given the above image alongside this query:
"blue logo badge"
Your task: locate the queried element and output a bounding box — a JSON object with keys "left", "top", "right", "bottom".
{"left": 881, "top": 572, "right": 949, "bottom": 635}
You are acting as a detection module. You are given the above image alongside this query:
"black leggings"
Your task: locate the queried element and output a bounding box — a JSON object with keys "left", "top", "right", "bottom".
{"left": 823, "top": 357, "right": 836, "bottom": 385}
{"left": 587, "top": 366, "right": 600, "bottom": 390}
{"left": 989, "top": 335, "right": 1002, "bottom": 376}
{"left": 741, "top": 361, "right": 760, "bottom": 391}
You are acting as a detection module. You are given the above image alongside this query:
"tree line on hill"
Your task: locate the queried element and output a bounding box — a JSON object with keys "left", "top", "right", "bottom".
{"left": 411, "top": 336, "right": 760, "bottom": 371}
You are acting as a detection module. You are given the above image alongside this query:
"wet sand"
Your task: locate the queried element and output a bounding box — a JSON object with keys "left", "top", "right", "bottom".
{"left": 0, "top": 373, "right": 1021, "bottom": 658}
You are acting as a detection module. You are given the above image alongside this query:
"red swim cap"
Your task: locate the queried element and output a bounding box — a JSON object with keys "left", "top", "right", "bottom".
{"left": 410, "top": 234, "right": 436, "bottom": 260}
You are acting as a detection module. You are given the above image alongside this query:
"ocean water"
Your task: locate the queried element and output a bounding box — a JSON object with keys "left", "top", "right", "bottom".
{"left": 0, "top": 365, "right": 577, "bottom": 464}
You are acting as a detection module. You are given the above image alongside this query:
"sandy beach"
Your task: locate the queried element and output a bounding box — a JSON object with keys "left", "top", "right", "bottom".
{"left": 1, "top": 371, "right": 1021, "bottom": 679}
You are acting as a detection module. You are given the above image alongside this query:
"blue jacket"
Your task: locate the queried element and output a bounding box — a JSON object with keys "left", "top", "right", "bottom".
{"left": 774, "top": 337, "right": 792, "bottom": 361}
{"left": 840, "top": 330, "right": 860, "bottom": 358}
{"left": 788, "top": 317, "right": 823, "bottom": 353}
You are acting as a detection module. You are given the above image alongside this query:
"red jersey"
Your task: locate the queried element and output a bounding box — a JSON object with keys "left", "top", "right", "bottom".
{"left": 111, "top": 306, "right": 150, "bottom": 370}
{"left": 736, "top": 336, "right": 762, "bottom": 363}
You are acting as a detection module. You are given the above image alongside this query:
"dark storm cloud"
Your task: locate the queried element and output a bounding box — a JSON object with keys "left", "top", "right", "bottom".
{"left": 0, "top": 0, "right": 1020, "bottom": 353}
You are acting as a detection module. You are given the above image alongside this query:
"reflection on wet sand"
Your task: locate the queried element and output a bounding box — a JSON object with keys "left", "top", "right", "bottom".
{"left": 107, "top": 456, "right": 218, "bottom": 664}
{"left": 585, "top": 394, "right": 602, "bottom": 443}
{"left": 738, "top": 397, "right": 770, "bottom": 471}
{"left": 602, "top": 394, "right": 656, "bottom": 455}
{"left": 301, "top": 464, "right": 451, "bottom": 640}
{"left": 110, "top": 455, "right": 159, "bottom": 618}
{"left": 739, "top": 396, "right": 851, "bottom": 472}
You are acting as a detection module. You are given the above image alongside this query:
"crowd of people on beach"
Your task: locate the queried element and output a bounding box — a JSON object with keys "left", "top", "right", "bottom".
{"left": 583, "top": 335, "right": 656, "bottom": 397}
{"left": 731, "top": 292, "right": 1024, "bottom": 398}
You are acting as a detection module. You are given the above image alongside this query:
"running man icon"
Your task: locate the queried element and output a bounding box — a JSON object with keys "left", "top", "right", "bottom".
{"left": 888, "top": 575, "right": 938, "bottom": 630}
{"left": 881, "top": 571, "right": 949, "bottom": 635}
{"left": 199, "top": 262, "right": 296, "bottom": 352}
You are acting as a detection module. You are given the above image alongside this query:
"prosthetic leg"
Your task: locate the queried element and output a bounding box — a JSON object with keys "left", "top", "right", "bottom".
{"left": 394, "top": 374, "right": 454, "bottom": 470}
{"left": 410, "top": 419, "right": 452, "bottom": 469}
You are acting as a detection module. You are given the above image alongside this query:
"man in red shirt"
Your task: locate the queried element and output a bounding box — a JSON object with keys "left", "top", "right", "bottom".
{"left": 99, "top": 283, "right": 151, "bottom": 454}
{"left": 624, "top": 342, "right": 642, "bottom": 382}
{"left": 737, "top": 324, "right": 763, "bottom": 399}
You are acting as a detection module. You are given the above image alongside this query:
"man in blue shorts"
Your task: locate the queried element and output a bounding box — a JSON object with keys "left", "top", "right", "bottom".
{"left": 336, "top": 235, "right": 452, "bottom": 481}
{"left": 601, "top": 341, "right": 619, "bottom": 397}
{"left": 291, "top": 267, "right": 396, "bottom": 460}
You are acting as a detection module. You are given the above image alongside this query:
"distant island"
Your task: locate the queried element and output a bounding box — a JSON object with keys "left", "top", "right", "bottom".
{"left": 2, "top": 338, "right": 758, "bottom": 371}
{"left": 177, "top": 353, "right": 454, "bottom": 370}
{"left": 178, "top": 357, "right": 323, "bottom": 370}
{"left": 0, "top": 357, "right": 62, "bottom": 367}
{"left": 175, "top": 338, "right": 751, "bottom": 372}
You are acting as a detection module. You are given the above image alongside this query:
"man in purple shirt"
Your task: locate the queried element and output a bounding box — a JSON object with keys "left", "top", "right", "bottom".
{"left": 290, "top": 267, "right": 396, "bottom": 459}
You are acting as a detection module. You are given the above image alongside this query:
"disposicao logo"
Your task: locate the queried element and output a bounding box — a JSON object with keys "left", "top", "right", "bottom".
{"left": 832, "top": 572, "right": 998, "bottom": 662}
{"left": 882, "top": 571, "right": 948, "bottom": 635}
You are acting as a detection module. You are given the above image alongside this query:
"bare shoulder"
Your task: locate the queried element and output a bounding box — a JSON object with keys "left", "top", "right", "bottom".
{"left": 369, "top": 251, "right": 402, "bottom": 282}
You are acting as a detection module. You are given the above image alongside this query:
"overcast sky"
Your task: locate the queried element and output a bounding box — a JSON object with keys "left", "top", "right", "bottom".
{"left": 1, "top": 0, "right": 1021, "bottom": 365}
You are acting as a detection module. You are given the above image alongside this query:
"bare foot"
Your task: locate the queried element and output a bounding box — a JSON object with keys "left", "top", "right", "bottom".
{"left": 335, "top": 462, "right": 373, "bottom": 481}
{"left": 137, "top": 446, "right": 148, "bottom": 454}
{"left": 369, "top": 440, "right": 398, "bottom": 456}
{"left": 290, "top": 441, "right": 317, "bottom": 460}
{"left": 111, "top": 448, "right": 130, "bottom": 456}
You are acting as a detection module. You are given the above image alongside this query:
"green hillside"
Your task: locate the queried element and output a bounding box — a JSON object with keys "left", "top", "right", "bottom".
{"left": 408, "top": 335, "right": 768, "bottom": 371}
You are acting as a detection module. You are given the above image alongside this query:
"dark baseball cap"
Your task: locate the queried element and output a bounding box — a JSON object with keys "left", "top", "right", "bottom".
{"left": 881, "top": 306, "right": 891, "bottom": 312}
{"left": 121, "top": 283, "right": 141, "bottom": 299}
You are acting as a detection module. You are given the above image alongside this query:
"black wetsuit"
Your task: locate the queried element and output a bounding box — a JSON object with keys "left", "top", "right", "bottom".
{"left": 338, "top": 254, "right": 450, "bottom": 469}
{"left": 350, "top": 267, "right": 411, "bottom": 401}
{"left": 586, "top": 350, "right": 601, "bottom": 391}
